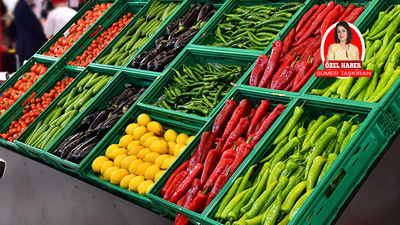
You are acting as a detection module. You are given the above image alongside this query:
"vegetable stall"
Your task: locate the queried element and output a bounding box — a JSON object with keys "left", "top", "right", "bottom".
{"left": 1, "top": 0, "right": 400, "bottom": 225}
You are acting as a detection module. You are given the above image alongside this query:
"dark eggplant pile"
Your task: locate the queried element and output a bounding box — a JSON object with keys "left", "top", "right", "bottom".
{"left": 131, "top": 3, "right": 217, "bottom": 72}
{"left": 53, "top": 86, "right": 147, "bottom": 163}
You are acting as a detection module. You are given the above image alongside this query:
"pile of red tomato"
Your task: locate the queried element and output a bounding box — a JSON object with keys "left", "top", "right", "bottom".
{"left": 68, "top": 13, "right": 134, "bottom": 67}
{"left": 42, "top": 3, "right": 113, "bottom": 58}
{"left": 0, "top": 77, "right": 74, "bottom": 142}
{"left": 0, "top": 63, "right": 48, "bottom": 117}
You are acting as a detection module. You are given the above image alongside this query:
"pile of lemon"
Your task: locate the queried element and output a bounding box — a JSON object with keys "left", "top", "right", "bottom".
{"left": 91, "top": 114, "right": 194, "bottom": 195}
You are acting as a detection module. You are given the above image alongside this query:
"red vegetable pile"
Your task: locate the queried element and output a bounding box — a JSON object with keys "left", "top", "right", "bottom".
{"left": 249, "top": 1, "right": 367, "bottom": 92}
{"left": 160, "top": 98, "right": 286, "bottom": 225}
{"left": 68, "top": 13, "right": 134, "bottom": 67}
{"left": 0, "top": 77, "right": 74, "bottom": 142}
{"left": 43, "top": 3, "right": 112, "bottom": 58}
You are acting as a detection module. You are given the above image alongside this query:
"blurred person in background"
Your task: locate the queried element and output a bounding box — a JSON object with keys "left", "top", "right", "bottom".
{"left": 41, "top": 0, "right": 53, "bottom": 23}
{"left": 13, "top": 0, "right": 47, "bottom": 66}
{"left": 44, "top": 0, "right": 76, "bottom": 39}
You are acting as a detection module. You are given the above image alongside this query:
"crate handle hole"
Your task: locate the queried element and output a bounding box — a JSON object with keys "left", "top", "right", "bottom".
{"left": 317, "top": 206, "right": 324, "bottom": 216}
{"left": 324, "top": 169, "right": 346, "bottom": 198}
{"left": 353, "top": 146, "right": 361, "bottom": 156}
{"left": 362, "top": 143, "right": 370, "bottom": 152}
{"left": 351, "top": 158, "right": 358, "bottom": 168}
{"left": 306, "top": 211, "right": 314, "bottom": 221}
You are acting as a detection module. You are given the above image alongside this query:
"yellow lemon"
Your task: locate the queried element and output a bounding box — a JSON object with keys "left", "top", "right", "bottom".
{"left": 137, "top": 114, "right": 152, "bottom": 126}
{"left": 147, "top": 121, "right": 164, "bottom": 136}
{"left": 174, "top": 143, "right": 184, "bottom": 156}
{"left": 105, "top": 144, "right": 120, "bottom": 158}
{"left": 128, "top": 175, "right": 145, "bottom": 192}
{"left": 143, "top": 152, "right": 160, "bottom": 163}
{"left": 137, "top": 148, "right": 151, "bottom": 160}
{"left": 100, "top": 160, "right": 114, "bottom": 175}
{"left": 113, "top": 154, "right": 128, "bottom": 167}
{"left": 145, "top": 164, "right": 160, "bottom": 180}
{"left": 119, "top": 135, "right": 134, "bottom": 148}
{"left": 120, "top": 174, "right": 136, "bottom": 189}
{"left": 92, "top": 156, "right": 109, "bottom": 173}
{"left": 176, "top": 133, "right": 189, "bottom": 145}
{"left": 110, "top": 168, "right": 129, "bottom": 185}
{"left": 186, "top": 136, "right": 195, "bottom": 145}
{"left": 127, "top": 146, "right": 144, "bottom": 156}
{"left": 108, "top": 148, "right": 127, "bottom": 160}
{"left": 139, "top": 132, "right": 154, "bottom": 145}
{"left": 98, "top": 174, "right": 106, "bottom": 180}
{"left": 121, "top": 155, "right": 137, "bottom": 170}
{"left": 133, "top": 126, "right": 148, "bottom": 140}
{"left": 161, "top": 156, "right": 176, "bottom": 170}
{"left": 149, "top": 140, "right": 168, "bottom": 154}
{"left": 168, "top": 142, "right": 176, "bottom": 155}
{"left": 127, "top": 140, "right": 141, "bottom": 151}
{"left": 154, "top": 170, "right": 165, "bottom": 182}
{"left": 154, "top": 154, "right": 170, "bottom": 167}
{"left": 174, "top": 145, "right": 186, "bottom": 157}
{"left": 125, "top": 123, "right": 139, "bottom": 135}
{"left": 136, "top": 162, "right": 152, "bottom": 176}
{"left": 128, "top": 159, "right": 143, "bottom": 174}
{"left": 164, "top": 129, "right": 178, "bottom": 142}
{"left": 138, "top": 180, "right": 154, "bottom": 195}
{"left": 146, "top": 183, "right": 155, "bottom": 193}
{"left": 144, "top": 136, "right": 160, "bottom": 148}
{"left": 103, "top": 166, "right": 119, "bottom": 181}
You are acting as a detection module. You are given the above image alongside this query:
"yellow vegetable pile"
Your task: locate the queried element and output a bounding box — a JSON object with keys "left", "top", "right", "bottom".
{"left": 91, "top": 114, "right": 195, "bottom": 195}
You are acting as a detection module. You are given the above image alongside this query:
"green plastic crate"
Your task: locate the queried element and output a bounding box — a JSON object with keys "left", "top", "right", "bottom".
{"left": 14, "top": 65, "right": 120, "bottom": 161}
{"left": 203, "top": 96, "right": 393, "bottom": 225}
{"left": 36, "top": 0, "right": 118, "bottom": 60}
{"left": 190, "top": 0, "right": 312, "bottom": 54}
{"left": 139, "top": 45, "right": 260, "bottom": 122}
{"left": 80, "top": 103, "right": 206, "bottom": 213}
{"left": 91, "top": 0, "right": 189, "bottom": 70}
{"left": 43, "top": 70, "right": 157, "bottom": 175}
{"left": 124, "top": 0, "right": 228, "bottom": 72}
{"left": 146, "top": 86, "right": 297, "bottom": 224}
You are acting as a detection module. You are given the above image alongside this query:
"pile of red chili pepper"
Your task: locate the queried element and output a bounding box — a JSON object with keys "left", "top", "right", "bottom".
{"left": 42, "top": 3, "right": 112, "bottom": 58}
{"left": 0, "top": 77, "right": 74, "bottom": 142}
{"left": 160, "top": 98, "right": 286, "bottom": 225}
{"left": 68, "top": 13, "right": 134, "bottom": 67}
{"left": 249, "top": 1, "right": 367, "bottom": 92}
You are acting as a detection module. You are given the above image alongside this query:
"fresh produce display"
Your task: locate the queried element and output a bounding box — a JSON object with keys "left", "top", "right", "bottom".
{"left": 131, "top": 3, "right": 217, "bottom": 72}
{"left": 68, "top": 12, "right": 135, "bottom": 67}
{"left": 22, "top": 72, "right": 113, "bottom": 150}
{"left": 91, "top": 113, "right": 195, "bottom": 195}
{"left": 159, "top": 98, "right": 287, "bottom": 225}
{"left": 96, "top": 1, "right": 180, "bottom": 66}
{"left": 213, "top": 105, "right": 361, "bottom": 225}
{"left": 0, "top": 63, "right": 48, "bottom": 117}
{"left": 42, "top": 3, "right": 113, "bottom": 58}
{"left": 0, "top": 77, "right": 74, "bottom": 142}
{"left": 53, "top": 85, "right": 147, "bottom": 163}
{"left": 154, "top": 63, "right": 247, "bottom": 117}
{"left": 249, "top": 1, "right": 367, "bottom": 91}
{"left": 310, "top": 5, "right": 400, "bottom": 102}
{"left": 209, "top": 2, "right": 303, "bottom": 51}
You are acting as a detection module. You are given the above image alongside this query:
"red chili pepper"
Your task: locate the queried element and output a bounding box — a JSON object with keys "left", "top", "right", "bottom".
{"left": 161, "top": 160, "right": 189, "bottom": 197}
{"left": 284, "top": 79, "right": 295, "bottom": 91}
{"left": 247, "top": 100, "right": 270, "bottom": 138}
{"left": 281, "top": 28, "right": 296, "bottom": 57}
{"left": 212, "top": 99, "right": 237, "bottom": 137}
{"left": 249, "top": 55, "right": 269, "bottom": 86}
{"left": 205, "top": 173, "right": 230, "bottom": 208}
{"left": 188, "top": 132, "right": 214, "bottom": 171}
{"left": 314, "top": 26, "right": 321, "bottom": 36}
{"left": 177, "top": 178, "right": 202, "bottom": 207}
{"left": 221, "top": 99, "right": 251, "bottom": 141}
{"left": 296, "top": 4, "right": 327, "bottom": 41}
{"left": 201, "top": 149, "right": 221, "bottom": 185}
{"left": 294, "top": 60, "right": 302, "bottom": 72}
{"left": 175, "top": 190, "right": 209, "bottom": 225}
{"left": 247, "top": 108, "right": 256, "bottom": 120}
{"left": 300, "top": 35, "right": 321, "bottom": 62}
{"left": 255, "top": 112, "right": 270, "bottom": 133}
{"left": 163, "top": 170, "right": 189, "bottom": 200}
{"left": 235, "top": 137, "right": 246, "bottom": 147}
{"left": 258, "top": 41, "right": 283, "bottom": 88}
{"left": 294, "top": 2, "right": 336, "bottom": 46}
{"left": 271, "top": 59, "right": 297, "bottom": 90}
{"left": 321, "top": 4, "right": 345, "bottom": 36}
{"left": 203, "top": 150, "right": 235, "bottom": 191}
{"left": 169, "top": 163, "right": 204, "bottom": 203}
{"left": 221, "top": 118, "right": 250, "bottom": 152}
{"left": 292, "top": 48, "right": 322, "bottom": 92}
{"left": 343, "top": 5, "right": 365, "bottom": 23}
{"left": 274, "top": 54, "right": 296, "bottom": 81}
{"left": 229, "top": 139, "right": 253, "bottom": 174}
{"left": 293, "top": 57, "right": 314, "bottom": 89}
{"left": 284, "top": 38, "right": 314, "bottom": 60}
{"left": 295, "top": 5, "right": 319, "bottom": 33}
{"left": 251, "top": 104, "right": 285, "bottom": 146}
{"left": 336, "top": 4, "right": 356, "bottom": 22}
